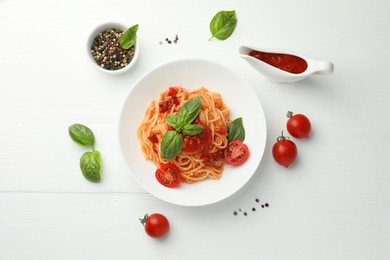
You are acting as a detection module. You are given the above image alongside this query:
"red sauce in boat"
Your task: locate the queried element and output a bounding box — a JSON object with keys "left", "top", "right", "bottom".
{"left": 248, "top": 50, "right": 308, "bottom": 74}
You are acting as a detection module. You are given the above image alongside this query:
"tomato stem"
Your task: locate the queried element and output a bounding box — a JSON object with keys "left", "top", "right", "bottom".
{"left": 276, "top": 131, "right": 289, "bottom": 142}
{"left": 286, "top": 111, "right": 294, "bottom": 118}
{"left": 139, "top": 214, "right": 149, "bottom": 226}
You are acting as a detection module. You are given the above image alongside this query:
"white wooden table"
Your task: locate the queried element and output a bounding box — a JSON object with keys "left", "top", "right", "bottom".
{"left": 1, "top": 0, "right": 389, "bottom": 259}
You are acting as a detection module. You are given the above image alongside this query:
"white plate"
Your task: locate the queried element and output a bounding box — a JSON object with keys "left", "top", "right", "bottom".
{"left": 119, "top": 59, "right": 267, "bottom": 206}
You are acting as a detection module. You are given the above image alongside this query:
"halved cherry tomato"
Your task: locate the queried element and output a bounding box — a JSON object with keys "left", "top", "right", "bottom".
{"left": 224, "top": 140, "right": 249, "bottom": 166}
{"left": 155, "top": 163, "right": 181, "bottom": 188}
{"left": 181, "top": 122, "right": 212, "bottom": 154}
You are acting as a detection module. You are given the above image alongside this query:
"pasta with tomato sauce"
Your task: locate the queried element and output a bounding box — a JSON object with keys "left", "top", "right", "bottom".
{"left": 137, "top": 86, "right": 232, "bottom": 184}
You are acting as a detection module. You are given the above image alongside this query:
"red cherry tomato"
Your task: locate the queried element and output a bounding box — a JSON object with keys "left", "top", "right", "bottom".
{"left": 224, "top": 140, "right": 249, "bottom": 166}
{"left": 181, "top": 122, "right": 212, "bottom": 154}
{"left": 140, "top": 213, "right": 170, "bottom": 239}
{"left": 286, "top": 111, "right": 311, "bottom": 138}
{"left": 155, "top": 163, "right": 181, "bottom": 188}
{"left": 272, "top": 132, "right": 297, "bottom": 168}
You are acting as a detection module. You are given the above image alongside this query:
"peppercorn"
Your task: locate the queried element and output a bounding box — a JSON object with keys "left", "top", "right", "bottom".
{"left": 91, "top": 28, "right": 135, "bottom": 70}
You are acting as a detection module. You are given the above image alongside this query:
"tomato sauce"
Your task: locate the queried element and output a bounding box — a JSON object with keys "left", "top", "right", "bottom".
{"left": 148, "top": 133, "right": 159, "bottom": 143}
{"left": 159, "top": 95, "right": 179, "bottom": 113}
{"left": 248, "top": 50, "right": 308, "bottom": 74}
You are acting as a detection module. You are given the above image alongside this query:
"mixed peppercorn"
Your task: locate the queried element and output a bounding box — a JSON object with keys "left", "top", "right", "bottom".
{"left": 91, "top": 28, "right": 135, "bottom": 70}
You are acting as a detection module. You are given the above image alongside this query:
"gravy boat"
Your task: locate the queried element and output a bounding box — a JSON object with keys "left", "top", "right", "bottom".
{"left": 238, "top": 45, "right": 334, "bottom": 83}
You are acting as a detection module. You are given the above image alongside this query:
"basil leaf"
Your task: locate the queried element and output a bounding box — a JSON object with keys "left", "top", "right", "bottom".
{"left": 228, "top": 117, "right": 245, "bottom": 142}
{"left": 161, "top": 131, "right": 184, "bottom": 160}
{"left": 209, "top": 10, "right": 237, "bottom": 41}
{"left": 68, "top": 124, "right": 95, "bottom": 148}
{"left": 178, "top": 96, "right": 202, "bottom": 126}
{"left": 119, "top": 24, "right": 139, "bottom": 49}
{"left": 182, "top": 124, "right": 204, "bottom": 136}
{"left": 166, "top": 114, "right": 183, "bottom": 130}
{"left": 80, "top": 150, "right": 102, "bottom": 182}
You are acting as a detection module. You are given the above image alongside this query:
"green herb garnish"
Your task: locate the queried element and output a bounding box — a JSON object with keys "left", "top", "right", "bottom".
{"left": 68, "top": 124, "right": 102, "bottom": 182}
{"left": 119, "top": 24, "right": 139, "bottom": 49}
{"left": 209, "top": 10, "right": 237, "bottom": 41}
{"left": 80, "top": 150, "right": 102, "bottom": 182}
{"left": 227, "top": 117, "right": 245, "bottom": 142}
{"left": 68, "top": 123, "right": 95, "bottom": 148}
{"left": 161, "top": 96, "right": 203, "bottom": 160}
{"left": 161, "top": 131, "right": 184, "bottom": 161}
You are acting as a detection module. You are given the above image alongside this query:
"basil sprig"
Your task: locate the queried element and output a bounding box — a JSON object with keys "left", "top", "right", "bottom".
{"left": 68, "top": 124, "right": 102, "bottom": 182}
{"left": 120, "top": 24, "right": 139, "bottom": 49}
{"left": 209, "top": 10, "right": 237, "bottom": 41}
{"left": 161, "top": 96, "right": 203, "bottom": 160}
{"left": 227, "top": 117, "right": 245, "bottom": 142}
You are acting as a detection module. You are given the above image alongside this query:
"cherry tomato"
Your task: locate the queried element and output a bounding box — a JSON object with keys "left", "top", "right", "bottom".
{"left": 286, "top": 111, "right": 311, "bottom": 138}
{"left": 155, "top": 163, "right": 181, "bottom": 188}
{"left": 272, "top": 132, "right": 297, "bottom": 168}
{"left": 139, "top": 213, "right": 170, "bottom": 239}
{"left": 181, "top": 122, "right": 212, "bottom": 154}
{"left": 224, "top": 140, "right": 249, "bottom": 166}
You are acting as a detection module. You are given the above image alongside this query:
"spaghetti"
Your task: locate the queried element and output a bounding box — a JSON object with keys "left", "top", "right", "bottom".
{"left": 137, "top": 86, "right": 231, "bottom": 183}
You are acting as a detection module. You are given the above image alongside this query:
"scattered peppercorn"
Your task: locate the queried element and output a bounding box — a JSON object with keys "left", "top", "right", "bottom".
{"left": 232, "top": 198, "right": 270, "bottom": 217}
{"left": 161, "top": 35, "right": 179, "bottom": 45}
{"left": 91, "top": 28, "right": 135, "bottom": 70}
{"left": 173, "top": 34, "right": 179, "bottom": 43}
